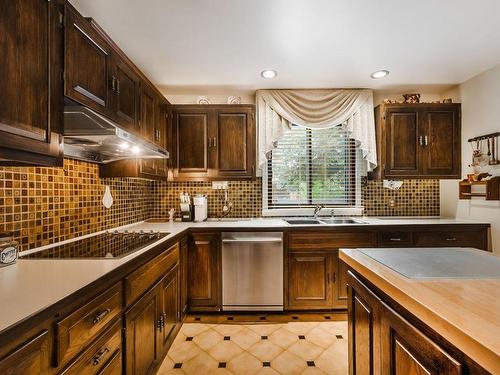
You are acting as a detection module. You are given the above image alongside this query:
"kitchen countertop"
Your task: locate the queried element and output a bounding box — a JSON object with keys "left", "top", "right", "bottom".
{"left": 0, "top": 217, "right": 490, "bottom": 336}
{"left": 340, "top": 247, "right": 500, "bottom": 374}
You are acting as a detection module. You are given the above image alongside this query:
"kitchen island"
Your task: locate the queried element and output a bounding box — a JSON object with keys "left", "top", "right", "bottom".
{"left": 340, "top": 247, "right": 500, "bottom": 374}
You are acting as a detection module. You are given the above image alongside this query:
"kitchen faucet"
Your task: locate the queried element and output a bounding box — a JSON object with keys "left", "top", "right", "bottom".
{"left": 313, "top": 204, "right": 324, "bottom": 218}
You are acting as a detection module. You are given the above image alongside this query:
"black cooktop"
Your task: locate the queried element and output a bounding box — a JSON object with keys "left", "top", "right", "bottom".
{"left": 20, "top": 231, "right": 168, "bottom": 259}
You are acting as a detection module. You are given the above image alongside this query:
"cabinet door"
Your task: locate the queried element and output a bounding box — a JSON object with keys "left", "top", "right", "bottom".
{"left": 180, "top": 238, "right": 189, "bottom": 319}
{"left": 347, "top": 271, "right": 382, "bottom": 375}
{"left": 288, "top": 252, "right": 333, "bottom": 309}
{"left": 384, "top": 108, "right": 420, "bottom": 177}
{"left": 213, "top": 110, "right": 255, "bottom": 178}
{"left": 64, "top": 6, "right": 112, "bottom": 116}
{"left": 158, "top": 266, "right": 180, "bottom": 357}
{"left": 111, "top": 56, "right": 140, "bottom": 133}
{"left": 125, "top": 285, "right": 161, "bottom": 375}
{"left": 333, "top": 251, "right": 348, "bottom": 309}
{"left": 420, "top": 106, "right": 460, "bottom": 177}
{"left": 140, "top": 83, "right": 157, "bottom": 143}
{"left": 188, "top": 233, "right": 220, "bottom": 310}
{"left": 380, "top": 303, "right": 461, "bottom": 375}
{"left": 173, "top": 111, "right": 210, "bottom": 179}
{"left": 0, "top": 330, "right": 50, "bottom": 375}
{"left": 0, "top": 0, "right": 62, "bottom": 166}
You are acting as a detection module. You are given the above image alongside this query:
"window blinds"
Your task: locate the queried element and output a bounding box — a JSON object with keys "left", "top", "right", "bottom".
{"left": 266, "top": 124, "right": 359, "bottom": 208}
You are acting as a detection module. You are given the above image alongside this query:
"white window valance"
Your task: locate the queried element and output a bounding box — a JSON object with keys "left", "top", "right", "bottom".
{"left": 257, "top": 89, "right": 377, "bottom": 171}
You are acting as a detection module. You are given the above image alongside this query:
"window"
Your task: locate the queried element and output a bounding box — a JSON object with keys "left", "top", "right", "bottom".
{"left": 265, "top": 124, "right": 361, "bottom": 209}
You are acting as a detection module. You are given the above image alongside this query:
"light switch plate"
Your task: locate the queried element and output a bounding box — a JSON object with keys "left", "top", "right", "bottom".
{"left": 212, "top": 181, "right": 228, "bottom": 190}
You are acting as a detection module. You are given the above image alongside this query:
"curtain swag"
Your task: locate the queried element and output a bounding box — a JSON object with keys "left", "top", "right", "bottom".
{"left": 256, "top": 89, "right": 377, "bottom": 171}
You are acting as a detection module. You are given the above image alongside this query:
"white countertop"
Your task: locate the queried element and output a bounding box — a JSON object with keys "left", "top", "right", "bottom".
{"left": 0, "top": 217, "right": 489, "bottom": 334}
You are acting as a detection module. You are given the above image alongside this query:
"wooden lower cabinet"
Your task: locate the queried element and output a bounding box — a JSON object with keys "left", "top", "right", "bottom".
{"left": 347, "top": 270, "right": 463, "bottom": 375}
{"left": 125, "top": 264, "right": 180, "bottom": 375}
{"left": 288, "top": 252, "right": 334, "bottom": 309}
{"left": 125, "top": 284, "right": 161, "bottom": 375}
{"left": 180, "top": 238, "right": 189, "bottom": 319}
{"left": 0, "top": 330, "right": 50, "bottom": 375}
{"left": 188, "top": 232, "right": 221, "bottom": 311}
{"left": 333, "top": 252, "right": 349, "bottom": 308}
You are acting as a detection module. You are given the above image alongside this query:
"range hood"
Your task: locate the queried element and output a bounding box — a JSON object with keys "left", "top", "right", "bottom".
{"left": 63, "top": 106, "right": 169, "bottom": 164}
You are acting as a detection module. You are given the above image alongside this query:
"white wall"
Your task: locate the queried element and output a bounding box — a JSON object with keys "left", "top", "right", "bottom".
{"left": 440, "top": 64, "right": 500, "bottom": 253}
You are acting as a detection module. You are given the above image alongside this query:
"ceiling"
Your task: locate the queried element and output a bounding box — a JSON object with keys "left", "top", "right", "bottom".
{"left": 70, "top": 0, "right": 500, "bottom": 94}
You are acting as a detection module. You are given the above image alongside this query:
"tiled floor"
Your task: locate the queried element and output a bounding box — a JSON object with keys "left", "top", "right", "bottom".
{"left": 158, "top": 318, "right": 348, "bottom": 375}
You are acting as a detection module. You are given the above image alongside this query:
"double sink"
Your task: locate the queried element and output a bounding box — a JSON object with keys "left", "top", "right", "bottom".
{"left": 284, "top": 217, "right": 367, "bottom": 225}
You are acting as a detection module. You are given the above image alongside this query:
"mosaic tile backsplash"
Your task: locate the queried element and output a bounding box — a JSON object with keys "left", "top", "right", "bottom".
{"left": 0, "top": 159, "right": 439, "bottom": 250}
{"left": 0, "top": 159, "right": 153, "bottom": 251}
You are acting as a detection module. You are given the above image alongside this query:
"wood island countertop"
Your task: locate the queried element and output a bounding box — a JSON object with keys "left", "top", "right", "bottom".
{"left": 339, "top": 247, "right": 500, "bottom": 374}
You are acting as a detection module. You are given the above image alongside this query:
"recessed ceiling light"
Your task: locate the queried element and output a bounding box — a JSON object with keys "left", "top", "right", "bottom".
{"left": 261, "top": 69, "right": 277, "bottom": 79}
{"left": 371, "top": 70, "right": 389, "bottom": 79}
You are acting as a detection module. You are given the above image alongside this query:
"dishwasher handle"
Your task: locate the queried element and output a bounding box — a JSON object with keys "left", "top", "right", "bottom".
{"left": 222, "top": 238, "right": 283, "bottom": 243}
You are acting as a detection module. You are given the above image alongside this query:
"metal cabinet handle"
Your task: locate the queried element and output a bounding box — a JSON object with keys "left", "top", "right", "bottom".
{"left": 424, "top": 135, "right": 428, "bottom": 146}
{"left": 92, "top": 347, "right": 110, "bottom": 366}
{"left": 92, "top": 308, "right": 110, "bottom": 324}
{"left": 446, "top": 237, "right": 457, "bottom": 241}
{"left": 419, "top": 136, "right": 423, "bottom": 146}
{"left": 213, "top": 137, "right": 217, "bottom": 147}
{"left": 390, "top": 238, "right": 402, "bottom": 241}
{"left": 111, "top": 76, "right": 117, "bottom": 93}
{"left": 116, "top": 78, "right": 120, "bottom": 95}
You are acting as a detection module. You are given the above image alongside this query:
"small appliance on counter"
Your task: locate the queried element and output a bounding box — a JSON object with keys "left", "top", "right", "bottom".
{"left": 194, "top": 195, "right": 208, "bottom": 222}
{"left": 0, "top": 232, "right": 18, "bottom": 267}
{"left": 179, "top": 193, "right": 193, "bottom": 222}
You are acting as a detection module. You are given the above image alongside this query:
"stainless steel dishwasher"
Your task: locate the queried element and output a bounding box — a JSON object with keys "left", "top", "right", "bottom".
{"left": 222, "top": 232, "right": 283, "bottom": 311}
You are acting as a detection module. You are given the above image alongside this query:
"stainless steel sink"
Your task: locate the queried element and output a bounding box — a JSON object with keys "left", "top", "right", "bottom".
{"left": 319, "top": 218, "right": 366, "bottom": 224}
{"left": 284, "top": 219, "right": 322, "bottom": 225}
{"left": 284, "top": 217, "right": 366, "bottom": 225}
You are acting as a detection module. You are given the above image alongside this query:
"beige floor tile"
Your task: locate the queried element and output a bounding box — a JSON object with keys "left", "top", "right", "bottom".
{"left": 182, "top": 351, "right": 219, "bottom": 374}
{"left": 212, "top": 324, "right": 244, "bottom": 336}
{"left": 157, "top": 369, "right": 186, "bottom": 375}
{"left": 167, "top": 341, "right": 201, "bottom": 363}
{"left": 193, "top": 328, "right": 224, "bottom": 351}
{"left": 254, "top": 367, "right": 281, "bottom": 375}
{"left": 307, "top": 326, "right": 337, "bottom": 349}
{"left": 208, "top": 340, "right": 244, "bottom": 362}
{"left": 284, "top": 322, "right": 318, "bottom": 334}
{"left": 269, "top": 327, "right": 300, "bottom": 349}
{"left": 247, "top": 340, "right": 284, "bottom": 361}
{"left": 317, "top": 321, "right": 347, "bottom": 336}
{"left": 272, "top": 351, "right": 308, "bottom": 375}
{"left": 157, "top": 356, "right": 180, "bottom": 375}
{"left": 315, "top": 347, "right": 348, "bottom": 375}
{"left": 231, "top": 327, "right": 261, "bottom": 350}
{"left": 246, "top": 324, "right": 283, "bottom": 336}
{"left": 227, "top": 352, "right": 263, "bottom": 375}
{"left": 208, "top": 369, "right": 234, "bottom": 375}
{"left": 181, "top": 323, "right": 211, "bottom": 337}
{"left": 301, "top": 367, "right": 328, "bottom": 374}
{"left": 287, "top": 340, "right": 324, "bottom": 361}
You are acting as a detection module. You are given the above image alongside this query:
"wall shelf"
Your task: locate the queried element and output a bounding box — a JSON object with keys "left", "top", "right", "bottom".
{"left": 459, "top": 177, "right": 500, "bottom": 200}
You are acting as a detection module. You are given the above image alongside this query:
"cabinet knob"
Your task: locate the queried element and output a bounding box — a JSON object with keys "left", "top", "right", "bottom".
{"left": 92, "top": 347, "right": 110, "bottom": 366}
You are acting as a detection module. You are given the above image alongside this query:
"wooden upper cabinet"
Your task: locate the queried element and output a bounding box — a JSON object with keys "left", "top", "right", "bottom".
{"left": 372, "top": 103, "right": 461, "bottom": 179}
{"left": 0, "top": 0, "right": 62, "bottom": 166}
{"left": 64, "top": 6, "right": 112, "bottom": 117}
{"left": 384, "top": 108, "right": 420, "bottom": 176}
{"left": 213, "top": 109, "right": 255, "bottom": 178}
{"left": 173, "top": 109, "right": 210, "bottom": 179}
{"left": 140, "top": 83, "right": 157, "bottom": 143}
{"left": 421, "top": 107, "right": 461, "bottom": 176}
{"left": 110, "top": 55, "right": 140, "bottom": 133}
{"left": 188, "top": 232, "right": 221, "bottom": 311}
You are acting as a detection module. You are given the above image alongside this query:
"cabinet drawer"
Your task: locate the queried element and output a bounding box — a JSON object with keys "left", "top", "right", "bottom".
{"left": 60, "top": 319, "right": 122, "bottom": 375}
{"left": 56, "top": 283, "right": 122, "bottom": 366}
{"left": 413, "top": 230, "right": 485, "bottom": 248}
{"left": 289, "top": 231, "right": 375, "bottom": 250}
{"left": 125, "top": 243, "right": 179, "bottom": 306}
{"left": 377, "top": 232, "right": 413, "bottom": 247}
